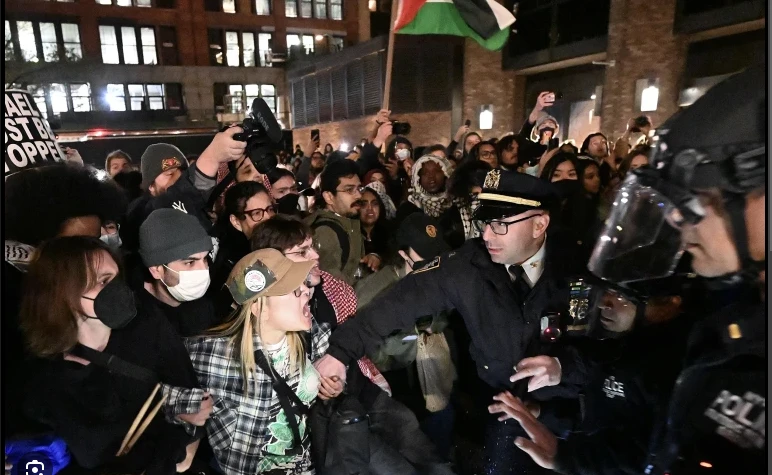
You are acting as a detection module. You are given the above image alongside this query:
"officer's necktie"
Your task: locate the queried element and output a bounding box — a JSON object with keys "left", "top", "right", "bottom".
{"left": 509, "top": 265, "right": 532, "bottom": 301}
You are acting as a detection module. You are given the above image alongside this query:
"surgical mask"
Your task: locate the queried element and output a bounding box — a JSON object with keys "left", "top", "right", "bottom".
{"left": 82, "top": 279, "right": 137, "bottom": 329}
{"left": 162, "top": 266, "right": 210, "bottom": 302}
{"left": 100, "top": 233, "right": 122, "bottom": 250}
{"left": 395, "top": 149, "right": 410, "bottom": 161}
{"left": 524, "top": 164, "right": 540, "bottom": 176}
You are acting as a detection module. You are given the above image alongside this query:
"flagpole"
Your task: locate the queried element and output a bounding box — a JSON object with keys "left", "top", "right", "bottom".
{"left": 382, "top": 0, "right": 400, "bottom": 110}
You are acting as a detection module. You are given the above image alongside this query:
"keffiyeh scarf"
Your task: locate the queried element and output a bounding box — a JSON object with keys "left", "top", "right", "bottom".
{"left": 364, "top": 181, "right": 397, "bottom": 220}
{"left": 407, "top": 155, "right": 453, "bottom": 218}
{"left": 320, "top": 271, "right": 391, "bottom": 395}
{"left": 454, "top": 196, "right": 480, "bottom": 241}
{"left": 5, "top": 240, "right": 36, "bottom": 273}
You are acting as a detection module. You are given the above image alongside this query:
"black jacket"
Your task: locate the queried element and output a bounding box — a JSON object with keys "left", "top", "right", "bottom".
{"left": 326, "top": 238, "right": 575, "bottom": 397}
{"left": 553, "top": 316, "right": 694, "bottom": 475}
{"left": 644, "top": 288, "right": 766, "bottom": 475}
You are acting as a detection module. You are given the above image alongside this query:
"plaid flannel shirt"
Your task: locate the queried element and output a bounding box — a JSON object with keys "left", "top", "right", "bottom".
{"left": 184, "top": 320, "right": 331, "bottom": 475}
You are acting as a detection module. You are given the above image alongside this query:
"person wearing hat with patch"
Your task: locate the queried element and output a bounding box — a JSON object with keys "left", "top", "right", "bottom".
{"left": 136, "top": 208, "right": 218, "bottom": 337}
{"left": 314, "top": 168, "right": 583, "bottom": 474}
{"left": 122, "top": 128, "right": 247, "bottom": 255}
{"left": 185, "top": 248, "right": 328, "bottom": 475}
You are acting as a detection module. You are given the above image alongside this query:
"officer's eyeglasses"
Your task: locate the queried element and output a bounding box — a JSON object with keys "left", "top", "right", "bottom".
{"left": 243, "top": 205, "right": 277, "bottom": 222}
{"left": 337, "top": 185, "right": 365, "bottom": 196}
{"left": 474, "top": 213, "right": 543, "bottom": 235}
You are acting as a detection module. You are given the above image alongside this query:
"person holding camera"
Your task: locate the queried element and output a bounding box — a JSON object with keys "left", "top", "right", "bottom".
{"left": 613, "top": 116, "right": 653, "bottom": 159}
{"left": 516, "top": 92, "right": 561, "bottom": 168}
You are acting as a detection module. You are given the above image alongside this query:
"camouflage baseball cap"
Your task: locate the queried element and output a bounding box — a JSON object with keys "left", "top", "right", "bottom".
{"left": 226, "top": 248, "right": 314, "bottom": 305}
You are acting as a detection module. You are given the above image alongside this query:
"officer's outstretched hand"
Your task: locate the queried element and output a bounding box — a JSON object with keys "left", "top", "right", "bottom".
{"left": 488, "top": 392, "right": 557, "bottom": 470}
{"left": 314, "top": 354, "right": 347, "bottom": 384}
{"left": 510, "top": 355, "right": 561, "bottom": 392}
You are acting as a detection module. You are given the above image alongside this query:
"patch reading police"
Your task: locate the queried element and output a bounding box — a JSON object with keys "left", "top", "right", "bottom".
{"left": 245, "top": 270, "right": 267, "bottom": 292}
{"left": 413, "top": 256, "right": 440, "bottom": 274}
{"left": 703, "top": 390, "right": 765, "bottom": 449}
{"left": 483, "top": 169, "right": 501, "bottom": 190}
{"left": 425, "top": 225, "right": 437, "bottom": 238}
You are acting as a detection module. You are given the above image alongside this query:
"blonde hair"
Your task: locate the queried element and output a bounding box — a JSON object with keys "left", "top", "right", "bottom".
{"left": 206, "top": 296, "right": 306, "bottom": 395}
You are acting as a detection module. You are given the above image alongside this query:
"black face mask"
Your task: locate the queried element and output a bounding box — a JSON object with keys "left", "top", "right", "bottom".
{"left": 82, "top": 279, "right": 137, "bottom": 329}
{"left": 276, "top": 192, "right": 301, "bottom": 215}
{"left": 552, "top": 179, "right": 582, "bottom": 198}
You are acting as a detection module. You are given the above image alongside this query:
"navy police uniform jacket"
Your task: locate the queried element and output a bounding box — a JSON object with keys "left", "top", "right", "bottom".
{"left": 326, "top": 237, "right": 576, "bottom": 396}
{"left": 645, "top": 289, "right": 766, "bottom": 475}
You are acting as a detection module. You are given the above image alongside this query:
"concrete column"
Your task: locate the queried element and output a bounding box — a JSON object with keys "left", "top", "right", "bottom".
{"left": 600, "top": 0, "right": 688, "bottom": 140}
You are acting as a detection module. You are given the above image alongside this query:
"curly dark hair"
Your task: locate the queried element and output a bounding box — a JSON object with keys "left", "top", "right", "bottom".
{"left": 5, "top": 164, "right": 128, "bottom": 247}
{"left": 447, "top": 160, "right": 492, "bottom": 202}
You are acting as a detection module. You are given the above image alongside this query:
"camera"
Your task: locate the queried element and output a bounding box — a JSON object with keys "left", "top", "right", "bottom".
{"left": 230, "top": 98, "right": 284, "bottom": 174}
{"left": 392, "top": 121, "right": 411, "bottom": 136}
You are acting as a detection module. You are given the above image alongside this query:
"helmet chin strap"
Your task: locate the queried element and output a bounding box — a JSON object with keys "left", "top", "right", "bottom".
{"left": 708, "top": 193, "right": 764, "bottom": 288}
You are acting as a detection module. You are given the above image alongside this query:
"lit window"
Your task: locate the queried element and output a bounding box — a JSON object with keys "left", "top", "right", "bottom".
{"left": 331, "top": 36, "right": 344, "bottom": 51}
{"left": 70, "top": 83, "right": 92, "bottom": 111}
{"left": 228, "top": 85, "right": 244, "bottom": 113}
{"left": 141, "top": 27, "right": 157, "bottom": 65}
{"left": 61, "top": 24, "right": 83, "bottom": 60}
{"left": 225, "top": 31, "right": 240, "bottom": 67}
{"left": 99, "top": 26, "right": 120, "bottom": 64}
{"left": 121, "top": 27, "right": 139, "bottom": 64}
{"left": 28, "top": 85, "right": 48, "bottom": 118}
{"left": 261, "top": 84, "right": 276, "bottom": 112}
{"left": 245, "top": 84, "right": 260, "bottom": 108}
{"left": 301, "top": 0, "right": 313, "bottom": 18}
{"left": 5, "top": 21, "right": 15, "bottom": 61}
{"left": 302, "top": 35, "right": 314, "bottom": 54}
{"left": 106, "top": 83, "right": 127, "bottom": 111}
{"left": 257, "top": 33, "right": 271, "bottom": 66}
{"left": 285, "top": 0, "right": 298, "bottom": 17}
{"left": 50, "top": 83, "right": 69, "bottom": 115}
{"left": 96, "top": 0, "right": 112, "bottom": 4}
{"left": 147, "top": 84, "right": 165, "bottom": 110}
{"left": 128, "top": 84, "right": 146, "bottom": 110}
{"left": 242, "top": 32, "right": 255, "bottom": 67}
{"left": 223, "top": 0, "right": 236, "bottom": 12}
{"left": 117, "top": 0, "right": 132, "bottom": 5}
{"left": 286, "top": 34, "right": 301, "bottom": 57}
{"left": 16, "top": 21, "right": 38, "bottom": 62}
{"left": 641, "top": 86, "right": 659, "bottom": 112}
{"left": 255, "top": 0, "right": 270, "bottom": 15}
{"left": 368, "top": 0, "right": 376, "bottom": 11}
{"left": 136, "top": 0, "right": 151, "bottom": 6}
{"left": 40, "top": 23, "right": 59, "bottom": 62}
{"left": 314, "top": 0, "right": 327, "bottom": 18}
{"left": 330, "top": 0, "right": 343, "bottom": 20}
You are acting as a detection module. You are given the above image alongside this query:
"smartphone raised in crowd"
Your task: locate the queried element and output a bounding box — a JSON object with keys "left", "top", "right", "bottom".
{"left": 464, "top": 119, "right": 471, "bottom": 127}
{"left": 310, "top": 129, "right": 320, "bottom": 143}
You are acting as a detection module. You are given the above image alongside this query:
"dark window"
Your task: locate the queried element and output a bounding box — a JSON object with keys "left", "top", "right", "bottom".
{"left": 159, "top": 26, "right": 178, "bottom": 65}
{"left": 204, "top": 0, "right": 236, "bottom": 12}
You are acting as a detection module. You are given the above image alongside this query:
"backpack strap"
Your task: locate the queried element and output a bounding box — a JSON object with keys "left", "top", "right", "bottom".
{"left": 254, "top": 350, "right": 309, "bottom": 448}
{"left": 71, "top": 344, "right": 160, "bottom": 385}
{"left": 311, "top": 218, "right": 350, "bottom": 270}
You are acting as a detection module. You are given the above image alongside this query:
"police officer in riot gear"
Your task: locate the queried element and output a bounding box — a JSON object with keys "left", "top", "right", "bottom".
{"left": 493, "top": 64, "right": 767, "bottom": 474}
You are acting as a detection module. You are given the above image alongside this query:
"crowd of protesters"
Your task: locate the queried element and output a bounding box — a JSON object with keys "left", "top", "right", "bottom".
{"left": 3, "top": 70, "right": 766, "bottom": 475}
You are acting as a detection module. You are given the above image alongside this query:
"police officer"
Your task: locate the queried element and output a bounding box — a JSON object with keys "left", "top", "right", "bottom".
{"left": 490, "top": 65, "right": 766, "bottom": 474}
{"left": 315, "top": 170, "right": 582, "bottom": 474}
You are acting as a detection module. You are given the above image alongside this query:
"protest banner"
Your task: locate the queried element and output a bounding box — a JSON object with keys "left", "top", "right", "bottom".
{"left": 4, "top": 89, "right": 66, "bottom": 176}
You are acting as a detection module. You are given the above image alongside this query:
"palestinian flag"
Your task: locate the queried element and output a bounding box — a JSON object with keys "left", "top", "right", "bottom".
{"left": 395, "top": 0, "right": 516, "bottom": 51}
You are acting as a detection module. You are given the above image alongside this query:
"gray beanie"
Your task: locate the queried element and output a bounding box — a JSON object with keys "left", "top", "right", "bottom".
{"left": 140, "top": 143, "right": 189, "bottom": 191}
{"left": 139, "top": 208, "right": 212, "bottom": 267}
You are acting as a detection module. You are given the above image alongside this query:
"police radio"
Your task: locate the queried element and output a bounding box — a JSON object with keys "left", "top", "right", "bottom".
{"left": 567, "top": 278, "right": 592, "bottom": 334}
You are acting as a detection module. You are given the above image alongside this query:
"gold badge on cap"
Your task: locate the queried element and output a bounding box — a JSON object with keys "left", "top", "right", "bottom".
{"left": 426, "top": 225, "right": 437, "bottom": 238}
{"left": 483, "top": 169, "right": 501, "bottom": 190}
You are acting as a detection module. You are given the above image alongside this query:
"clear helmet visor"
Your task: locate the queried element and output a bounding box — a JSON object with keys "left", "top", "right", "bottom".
{"left": 588, "top": 173, "right": 689, "bottom": 283}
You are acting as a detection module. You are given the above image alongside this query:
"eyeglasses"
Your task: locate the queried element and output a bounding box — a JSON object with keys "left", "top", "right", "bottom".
{"left": 243, "top": 205, "right": 277, "bottom": 222}
{"left": 336, "top": 185, "right": 365, "bottom": 196}
{"left": 285, "top": 239, "right": 321, "bottom": 259}
{"left": 480, "top": 150, "right": 497, "bottom": 158}
{"left": 474, "top": 213, "right": 543, "bottom": 235}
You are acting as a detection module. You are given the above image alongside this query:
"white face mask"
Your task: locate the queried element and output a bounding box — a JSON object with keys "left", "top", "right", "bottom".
{"left": 162, "top": 266, "right": 211, "bottom": 302}
{"left": 395, "top": 149, "right": 410, "bottom": 161}
{"left": 524, "top": 164, "right": 540, "bottom": 177}
{"left": 100, "top": 233, "right": 122, "bottom": 250}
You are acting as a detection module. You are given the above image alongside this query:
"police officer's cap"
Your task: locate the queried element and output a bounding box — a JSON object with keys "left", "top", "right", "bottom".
{"left": 472, "top": 169, "right": 559, "bottom": 221}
